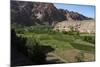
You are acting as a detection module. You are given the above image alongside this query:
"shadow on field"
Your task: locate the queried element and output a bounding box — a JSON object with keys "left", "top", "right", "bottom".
{"left": 11, "top": 29, "right": 64, "bottom": 67}
{"left": 70, "top": 42, "right": 95, "bottom": 53}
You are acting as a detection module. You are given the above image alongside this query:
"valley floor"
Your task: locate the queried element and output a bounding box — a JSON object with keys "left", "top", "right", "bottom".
{"left": 12, "top": 22, "right": 95, "bottom": 66}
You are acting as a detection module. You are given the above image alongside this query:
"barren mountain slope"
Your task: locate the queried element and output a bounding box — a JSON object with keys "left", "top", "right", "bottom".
{"left": 54, "top": 20, "right": 95, "bottom": 33}
{"left": 11, "top": 1, "right": 92, "bottom": 26}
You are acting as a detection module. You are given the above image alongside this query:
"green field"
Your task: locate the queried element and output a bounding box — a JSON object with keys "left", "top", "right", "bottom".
{"left": 15, "top": 25, "right": 95, "bottom": 62}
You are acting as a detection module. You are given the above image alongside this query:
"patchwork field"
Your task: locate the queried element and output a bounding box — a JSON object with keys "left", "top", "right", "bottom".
{"left": 15, "top": 23, "right": 95, "bottom": 63}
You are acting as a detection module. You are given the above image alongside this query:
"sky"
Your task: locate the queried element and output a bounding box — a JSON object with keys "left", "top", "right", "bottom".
{"left": 54, "top": 3, "right": 95, "bottom": 18}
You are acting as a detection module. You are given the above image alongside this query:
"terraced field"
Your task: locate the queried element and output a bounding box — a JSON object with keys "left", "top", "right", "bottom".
{"left": 16, "top": 24, "right": 95, "bottom": 63}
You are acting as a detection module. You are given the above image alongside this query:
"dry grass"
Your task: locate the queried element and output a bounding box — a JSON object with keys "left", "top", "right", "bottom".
{"left": 53, "top": 48, "right": 95, "bottom": 63}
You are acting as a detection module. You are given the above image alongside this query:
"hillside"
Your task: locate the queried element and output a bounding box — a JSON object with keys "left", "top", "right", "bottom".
{"left": 54, "top": 20, "right": 95, "bottom": 33}
{"left": 11, "top": 1, "right": 93, "bottom": 26}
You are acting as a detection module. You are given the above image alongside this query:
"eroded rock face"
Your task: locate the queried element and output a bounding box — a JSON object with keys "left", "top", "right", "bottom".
{"left": 54, "top": 20, "right": 95, "bottom": 33}
{"left": 11, "top": 1, "right": 92, "bottom": 26}
{"left": 11, "top": 1, "right": 35, "bottom": 26}
{"left": 11, "top": 1, "right": 67, "bottom": 26}
{"left": 31, "top": 3, "right": 67, "bottom": 25}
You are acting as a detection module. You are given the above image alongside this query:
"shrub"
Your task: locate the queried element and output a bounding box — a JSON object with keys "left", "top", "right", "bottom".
{"left": 26, "top": 38, "right": 46, "bottom": 64}
{"left": 62, "top": 31, "right": 80, "bottom": 36}
{"left": 17, "top": 36, "right": 28, "bottom": 56}
{"left": 80, "top": 36, "right": 95, "bottom": 44}
{"left": 11, "top": 29, "right": 28, "bottom": 56}
{"left": 15, "top": 29, "right": 25, "bottom": 34}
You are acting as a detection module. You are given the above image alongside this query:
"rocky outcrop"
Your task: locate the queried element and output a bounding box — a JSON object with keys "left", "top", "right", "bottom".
{"left": 54, "top": 20, "right": 95, "bottom": 33}
{"left": 66, "top": 11, "right": 93, "bottom": 21}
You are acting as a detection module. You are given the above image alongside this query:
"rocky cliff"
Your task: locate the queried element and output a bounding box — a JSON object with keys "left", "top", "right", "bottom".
{"left": 11, "top": 1, "right": 92, "bottom": 26}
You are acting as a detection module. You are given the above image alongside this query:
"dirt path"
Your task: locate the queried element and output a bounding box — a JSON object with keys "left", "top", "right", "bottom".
{"left": 46, "top": 52, "right": 68, "bottom": 64}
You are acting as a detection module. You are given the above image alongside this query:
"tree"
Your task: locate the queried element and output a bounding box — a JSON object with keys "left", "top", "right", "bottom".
{"left": 26, "top": 38, "right": 46, "bottom": 64}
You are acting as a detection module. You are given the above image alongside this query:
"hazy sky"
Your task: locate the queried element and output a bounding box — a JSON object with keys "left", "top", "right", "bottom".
{"left": 54, "top": 3, "right": 95, "bottom": 18}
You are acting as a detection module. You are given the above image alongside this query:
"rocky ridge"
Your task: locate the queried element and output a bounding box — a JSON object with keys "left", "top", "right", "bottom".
{"left": 11, "top": 1, "right": 93, "bottom": 26}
